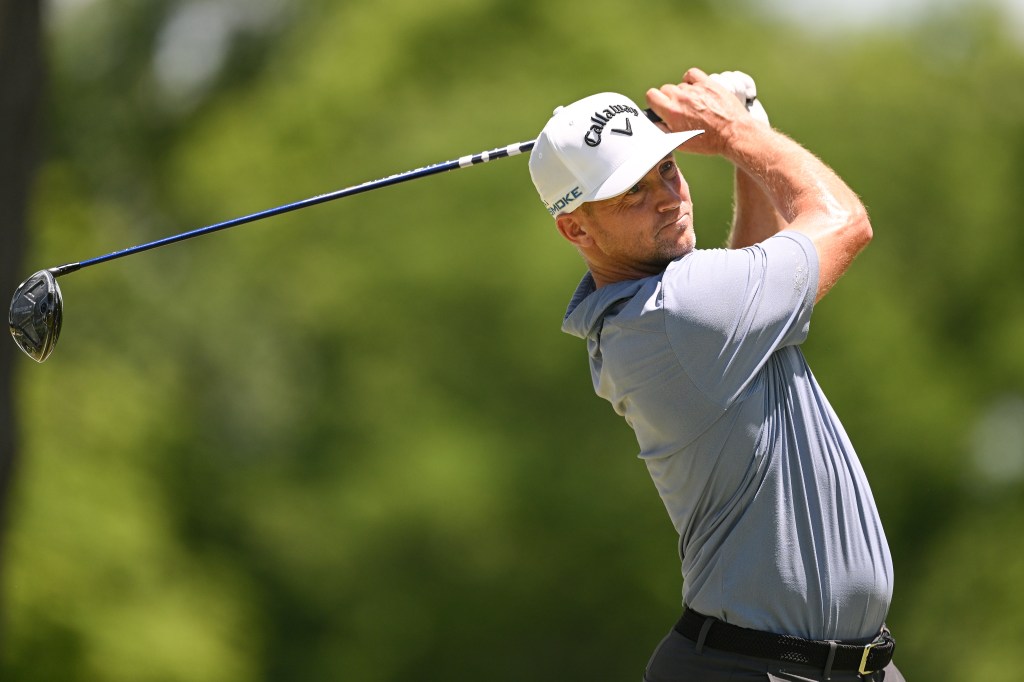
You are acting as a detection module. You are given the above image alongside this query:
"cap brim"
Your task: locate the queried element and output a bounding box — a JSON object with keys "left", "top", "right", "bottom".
{"left": 590, "top": 129, "right": 704, "bottom": 202}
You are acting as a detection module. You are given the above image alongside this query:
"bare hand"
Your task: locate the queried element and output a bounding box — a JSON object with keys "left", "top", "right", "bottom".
{"left": 646, "top": 68, "right": 750, "bottom": 156}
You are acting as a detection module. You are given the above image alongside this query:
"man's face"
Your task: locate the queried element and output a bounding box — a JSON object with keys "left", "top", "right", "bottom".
{"left": 560, "top": 155, "right": 695, "bottom": 283}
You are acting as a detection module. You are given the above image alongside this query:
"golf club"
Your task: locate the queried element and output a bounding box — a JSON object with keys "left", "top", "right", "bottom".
{"left": 8, "top": 138, "right": 536, "bottom": 363}
{"left": 9, "top": 108, "right": 667, "bottom": 364}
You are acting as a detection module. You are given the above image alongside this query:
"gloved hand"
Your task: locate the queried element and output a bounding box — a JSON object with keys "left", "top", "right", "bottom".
{"left": 709, "top": 70, "right": 769, "bottom": 126}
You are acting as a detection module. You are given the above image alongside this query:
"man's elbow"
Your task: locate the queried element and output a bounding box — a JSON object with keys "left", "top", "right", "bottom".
{"left": 846, "top": 204, "right": 873, "bottom": 255}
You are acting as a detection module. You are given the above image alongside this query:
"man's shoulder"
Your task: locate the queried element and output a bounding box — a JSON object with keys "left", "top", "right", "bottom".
{"left": 663, "top": 233, "right": 817, "bottom": 303}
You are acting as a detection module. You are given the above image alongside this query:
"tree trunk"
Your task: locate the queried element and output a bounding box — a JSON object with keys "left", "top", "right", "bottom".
{"left": 0, "top": 0, "right": 46, "bottom": 601}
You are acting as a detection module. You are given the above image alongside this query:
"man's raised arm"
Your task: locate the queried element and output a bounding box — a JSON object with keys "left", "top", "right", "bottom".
{"left": 648, "top": 67, "right": 872, "bottom": 302}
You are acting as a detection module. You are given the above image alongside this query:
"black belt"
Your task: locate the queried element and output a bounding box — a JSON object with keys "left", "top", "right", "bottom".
{"left": 674, "top": 608, "right": 895, "bottom": 676}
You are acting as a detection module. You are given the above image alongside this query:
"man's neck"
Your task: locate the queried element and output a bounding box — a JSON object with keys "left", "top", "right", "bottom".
{"left": 587, "top": 261, "right": 668, "bottom": 288}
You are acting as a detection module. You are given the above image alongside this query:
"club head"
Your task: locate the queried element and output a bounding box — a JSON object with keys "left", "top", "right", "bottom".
{"left": 9, "top": 269, "right": 64, "bottom": 363}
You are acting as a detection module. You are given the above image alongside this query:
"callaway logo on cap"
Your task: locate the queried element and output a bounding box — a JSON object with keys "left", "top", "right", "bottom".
{"left": 528, "top": 92, "right": 703, "bottom": 217}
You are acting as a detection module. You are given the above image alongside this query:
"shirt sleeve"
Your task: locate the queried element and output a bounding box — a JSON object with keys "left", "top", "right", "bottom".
{"left": 661, "top": 231, "right": 819, "bottom": 407}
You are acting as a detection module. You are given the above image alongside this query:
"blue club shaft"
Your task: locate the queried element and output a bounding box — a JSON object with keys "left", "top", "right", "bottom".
{"left": 49, "top": 139, "right": 537, "bottom": 278}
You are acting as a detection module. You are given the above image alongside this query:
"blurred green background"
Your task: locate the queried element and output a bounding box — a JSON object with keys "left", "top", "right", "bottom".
{"left": 3, "top": 0, "right": 1024, "bottom": 679}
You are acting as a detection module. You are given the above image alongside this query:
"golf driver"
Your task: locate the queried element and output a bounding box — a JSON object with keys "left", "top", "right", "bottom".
{"left": 8, "top": 138, "right": 538, "bottom": 363}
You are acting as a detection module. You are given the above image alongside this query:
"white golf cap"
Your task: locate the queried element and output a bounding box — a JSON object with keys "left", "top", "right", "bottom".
{"left": 528, "top": 92, "right": 703, "bottom": 217}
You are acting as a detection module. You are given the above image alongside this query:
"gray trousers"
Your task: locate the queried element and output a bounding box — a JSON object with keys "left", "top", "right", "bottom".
{"left": 644, "top": 628, "right": 906, "bottom": 682}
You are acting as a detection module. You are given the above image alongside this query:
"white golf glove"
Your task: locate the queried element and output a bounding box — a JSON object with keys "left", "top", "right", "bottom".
{"left": 710, "top": 70, "right": 769, "bottom": 126}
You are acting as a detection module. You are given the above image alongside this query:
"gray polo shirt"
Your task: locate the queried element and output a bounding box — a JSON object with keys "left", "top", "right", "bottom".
{"left": 561, "top": 232, "right": 892, "bottom": 641}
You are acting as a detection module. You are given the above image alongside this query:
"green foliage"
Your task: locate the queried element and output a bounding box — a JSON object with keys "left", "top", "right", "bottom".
{"left": 4, "top": 1, "right": 1024, "bottom": 680}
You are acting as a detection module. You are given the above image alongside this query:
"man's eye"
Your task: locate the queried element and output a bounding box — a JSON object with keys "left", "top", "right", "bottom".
{"left": 626, "top": 183, "right": 642, "bottom": 195}
{"left": 660, "top": 161, "right": 677, "bottom": 175}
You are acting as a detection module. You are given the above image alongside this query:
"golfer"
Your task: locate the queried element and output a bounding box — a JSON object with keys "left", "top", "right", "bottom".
{"left": 529, "top": 68, "right": 904, "bottom": 681}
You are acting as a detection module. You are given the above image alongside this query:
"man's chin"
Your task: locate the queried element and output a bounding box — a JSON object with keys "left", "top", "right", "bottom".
{"left": 664, "top": 236, "right": 697, "bottom": 264}
{"left": 650, "top": 249, "right": 692, "bottom": 271}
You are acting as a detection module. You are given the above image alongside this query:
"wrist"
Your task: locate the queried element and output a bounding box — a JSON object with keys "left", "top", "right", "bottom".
{"left": 719, "top": 115, "right": 770, "bottom": 165}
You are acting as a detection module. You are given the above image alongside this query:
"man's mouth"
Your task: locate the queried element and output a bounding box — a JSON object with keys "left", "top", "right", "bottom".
{"left": 660, "top": 213, "right": 690, "bottom": 234}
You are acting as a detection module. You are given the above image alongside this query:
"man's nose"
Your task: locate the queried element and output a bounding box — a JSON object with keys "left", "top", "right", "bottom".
{"left": 654, "top": 176, "right": 682, "bottom": 211}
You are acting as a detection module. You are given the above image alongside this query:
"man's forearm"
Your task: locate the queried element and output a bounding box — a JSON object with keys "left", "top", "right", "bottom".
{"left": 722, "top": 118, "right": 872, "bottom": 301}
{"left": 721, "top": 118, "right": 853, "bottom": 224}
{"left": 729, "top": 166, "right": 788, "bottom": 249}
{"left": 703, "top": 71, "right": 788, "bottom": 249}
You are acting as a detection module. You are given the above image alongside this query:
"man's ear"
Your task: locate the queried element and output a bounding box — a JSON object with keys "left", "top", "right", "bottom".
{"left": 555, "top": 211, "right": 593, "bottom": 248}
